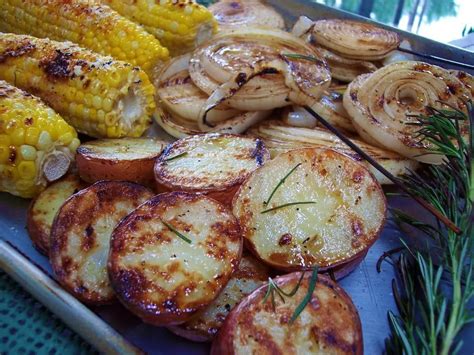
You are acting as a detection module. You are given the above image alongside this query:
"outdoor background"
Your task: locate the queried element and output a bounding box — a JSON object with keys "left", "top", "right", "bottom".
{"left": 314, "top": 0, "right": 473, "bottom": 43}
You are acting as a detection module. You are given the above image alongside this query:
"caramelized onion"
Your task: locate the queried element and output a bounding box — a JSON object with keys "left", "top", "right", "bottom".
{"left": 343, "top": 61, "right": 471, "bottom": 164}
{"left": 209, "top": 0, "right": 285, "bottom": 30}
{"left": 309, "top": 19, "right": 400, "bottom": 60}
{"left": 156, "top": 55, "right": 241, "bottom": 124}
{"left": 189, "top": 27, "right": 331, "bottom": 128}
{"left": 284, "top": 90, "right": 355, "bottom": 132}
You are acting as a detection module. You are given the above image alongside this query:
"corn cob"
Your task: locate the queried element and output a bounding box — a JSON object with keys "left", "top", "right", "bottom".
{"left": 0, "top": 80, "right": 79, "bottom": 198}
{"left": 103, "top": 0, "right": 217, "bottom": 56}
{"left": 0, "top": 0, "right": 169, "bottom": 73}
{"left": 0, "top": 33, "right": 156, "bottom": 139}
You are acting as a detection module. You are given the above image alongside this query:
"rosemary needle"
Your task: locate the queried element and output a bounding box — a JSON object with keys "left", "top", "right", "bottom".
{"left": 164, "top": 151, "right": 187, "bottom": 162}
{"left": 261, "top": 201, "right": 316, "bottom": 214}
{"left": 161, "top": 220, "right": 192, "bottom": 244}
{"left": 264, "top": 163, "right": 301, "bottom": 205}
{"left": 290, "top": 267, "right": 319, "bottom": 324}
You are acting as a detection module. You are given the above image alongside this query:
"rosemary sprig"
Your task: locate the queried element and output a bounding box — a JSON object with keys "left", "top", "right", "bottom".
{"left": 261, "top": 201, "right": 316, "bottom": 214}
{"left": 164, "top": 152, "right": 187, "bottom": 162}
{"left": 161, "top": 220, "right": 192, "bottom": 244}
{"left": 381, "top": 103, "right": 473, "bottom": 355}
{"left": 264, "top": 163, "right": 301, "bottom": 205}
{"left": 262, "top": 267, "right": 319, "bottom": 323}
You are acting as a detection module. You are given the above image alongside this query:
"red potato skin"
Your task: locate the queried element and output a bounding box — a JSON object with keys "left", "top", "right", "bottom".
{"left": 76, "top": 152, "right": 157, "bottom": 188}
{"left": 211, "top": 273, "right": 363, "bottom": 355}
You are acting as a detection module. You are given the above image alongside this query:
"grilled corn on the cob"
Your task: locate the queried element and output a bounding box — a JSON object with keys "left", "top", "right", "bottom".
{"left": 0, "top": 0, "right": 169, "bottom": 73}
{"left": 0, "top": 81, "right": 79, "bottom": 198}
{"left": 0, "top": 33, "right": 156, "bottom": 139}
{"left": 103, "top": 0, "right": 217, "bottom": 56}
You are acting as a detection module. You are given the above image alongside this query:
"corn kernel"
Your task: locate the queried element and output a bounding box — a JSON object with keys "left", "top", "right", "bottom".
{"left": 17, "top": 161, "right": 36, "bottom": 180}
{"left": 58, "top": 132, "right": 74, "bottom": 145}
{"left": 37, "top": 131, "right": 53, "bottom": 151}
{"left": 0, "top": 146, "right": 9, "bottom": 164}
{"left": 19, "top": 145, "right": 37, "bottom": 161}
{"left": 25, "top": 127, "right": 40, "bottom": 146}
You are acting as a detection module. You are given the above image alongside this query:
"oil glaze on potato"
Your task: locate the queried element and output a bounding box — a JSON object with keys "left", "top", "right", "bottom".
{"left": 232, "top": 148, "right": 386, "bottom": 273}
{"left": 169, "top": 253, "right": 271, "bottom": 342}
{"left": 27, "top": 175, "right": 87, "bottom": 255}
{"left": 49, "top": 181, "right": 154, "bottom": 305}
{"left": 108, "top": 192, "right": 242, "bottom": 326}
{"left": 154, "top": 133, "right": 269, "bottom": 205}
{"left": 76, "top": 138, "right": 167, "bottom": 186}
{"left": 211, "top": 273, "right": 363, "bottom": 355}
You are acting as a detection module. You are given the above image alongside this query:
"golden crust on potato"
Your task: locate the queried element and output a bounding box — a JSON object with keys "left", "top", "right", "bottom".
{"left": 211, "top": 273, "right": 363, "bottom": 355}
{"left": 49, "top": 181, "right": 154, "bottom": 305}
{"left": 108, "top": 192, "right": 243, "bottom": 326}
{"left": 169, "top": 253, "right": 271, "bottom": 342}
{"left": 76, "top": 138, "right": 167, "bottom": 186}
{"left": 154, "top": 133, "right": 269, "bottom": 205}
{"left": 26, "top": 175, "right": 87, "bottom": 255}
{"left": 232, "top": 148, "right": 386, "bottom": 272}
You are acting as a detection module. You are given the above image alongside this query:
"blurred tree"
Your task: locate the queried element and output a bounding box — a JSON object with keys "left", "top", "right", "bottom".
{"left": 407, "top": 0, "right": 421, "bottom": 31}
{"left": 339, "top": 0, "right": 360, "bottom": 13}
{"left": 393, "top": 0, "right": 406, "bottom": 26}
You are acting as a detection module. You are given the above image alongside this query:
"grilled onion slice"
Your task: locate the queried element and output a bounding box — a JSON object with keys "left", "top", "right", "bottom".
{"left": 154, "top": 105, "right": 270, "bottom": 139}
{"left": 156, "top": 55, "right": 241, "bottom": 124}
{"left": 343, "top": 61, "right": 471, "bottom": 164}
{"left": 189, "top": 27, "right": 331, "bottom": 128}
{"left": 450, "top": 70, "right": 474, "bottom": 97}
{"left": 300, "top": 18, "right": 401, "bottom": 61}
{"left": 209, "top": 0, "right": 285, "bottom": 30}
{"left": 284, "top": 89, "right": 355, "bottom": 132}
{"left": 248, "top": 120, "right": 418, "bottom": 184}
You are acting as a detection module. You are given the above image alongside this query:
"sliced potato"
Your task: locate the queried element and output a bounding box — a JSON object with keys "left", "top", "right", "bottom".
{"left": 26, "top": 175, "right": 87, "bottom": 255}
{"left": 76, "top": 138, "right": 167, "bottom": 186}
{"left": 211, "top": 272, "right": 363, "bottom": 354}
{"left": 232, "top": 148, "right": 386, "bottom": 272}
{"left": 50, "top": 181, "right": 154, "bottom": 304}
{"left": 248, "top": 120, "right": 419, "bottom": 185}
{"left": 154, "top": 133, "right": 269, "bottom": 205}
{"left": 169, "top": 253, "right": 271, "bottom": 342}
{"left": 108, "top": 192, "right": 243, "bottom": 326}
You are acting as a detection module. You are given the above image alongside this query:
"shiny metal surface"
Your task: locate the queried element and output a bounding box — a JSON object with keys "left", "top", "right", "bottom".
{"left": 1, "top": 2, "right": 473, "bottom": 354}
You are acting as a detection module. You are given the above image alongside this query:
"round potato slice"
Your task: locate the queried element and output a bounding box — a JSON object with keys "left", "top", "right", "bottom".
{"left": 76, "top": 138, "right": 167, "bottom": 186}
{"left": 154, "top": 133, "right": 269, "bottom": 205}
{"left": 211, "top": 272, "right": 363, "bottom": 355}
{"left": 27, "top": 175, "right": 87, "bottom": 255}
{"left": 108, "top": 192, "right": 243, "bottom": 326}
{"left": 232, "top": 148, "right": 386, "bottom": 272}
{"left": 169, "top": 253, "right": 271, "bottom": 342}
{"left": 50, "top": 181, "right": 154, "bottom": 304}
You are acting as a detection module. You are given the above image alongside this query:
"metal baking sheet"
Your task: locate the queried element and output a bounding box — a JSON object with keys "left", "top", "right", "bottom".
{"left": 1, "top": 2, "right": 473, "bottom": 354}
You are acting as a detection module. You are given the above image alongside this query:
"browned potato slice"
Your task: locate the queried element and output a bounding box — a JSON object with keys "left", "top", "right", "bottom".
{"left": 154, "top": 134, "right": 269, "bottom": 205}
{"left": 76, "top": 138, "right": 167, "bottom": 186}
{"left": 169, "top": 253, "right": 271, "bottom": 342}
{"left": 26, "top": 175, "right": 87, "bottom": 255}
{"left": 232, "top": 148, "right": 386, "bottom": 273}
{"left": 211, "top": 272, "right": 363, "bottom": 354}
{"left": 50, "top": 181, "right": 154, "bottom": 304}
{"left": 108, "top": 192, "right": 243, "bottom": 326}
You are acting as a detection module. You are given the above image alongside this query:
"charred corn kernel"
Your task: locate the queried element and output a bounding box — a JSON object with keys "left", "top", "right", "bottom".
{"left": 103, "top": 0, "right": 218, "bottom": 56}
{"left": 0, "top": 0, "right": 169, "bottom": 73}
{"left": 0, "top": 80, "right": 78, "bottom": 198}
{"left": 0, "top": 33, "right": 156, "bottom": 138}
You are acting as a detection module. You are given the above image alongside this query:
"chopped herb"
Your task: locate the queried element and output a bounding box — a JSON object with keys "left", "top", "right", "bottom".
{"left": 290, "top": 267, "right": 319, "bottom": 323}
{"left": 161, "top": 220, "right": 192, "bottom": 244}
{"left": 261, "top": 267, "right": 319, "bottom": 323}
{"left": 164, "top": 152, "right": 187, "bottom": 162}
{"left": 261, "top": 201, "right": 316, "bottom": 214}
{"left": 264, "top": 163, "right": 301, "bottom": 205}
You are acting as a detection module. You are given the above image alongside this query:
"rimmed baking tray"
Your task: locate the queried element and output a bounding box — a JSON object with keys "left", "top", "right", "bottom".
{"left": 1, "top": 2, "right": 473, "bottom": 354}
